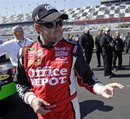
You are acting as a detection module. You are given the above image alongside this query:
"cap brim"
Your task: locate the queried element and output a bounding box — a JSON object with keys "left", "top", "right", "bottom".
{"left": 41, "top": 12, "right": 68, "bottom": 22}
{"left": 84, "top": 28, "right": 91, "bottom": 31}
{"left": 105, "top": 30, "right": 111, "bottom": 32}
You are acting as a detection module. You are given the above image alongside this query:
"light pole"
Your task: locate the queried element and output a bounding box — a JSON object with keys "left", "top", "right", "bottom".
{"left": 5, "top": 7, "right": 8, "bottom": 16}
{"left": 20, "top": 5, "right": 23, "bottom": 13}
{"left": 28, "top": 4, "right": 31, "bottom": 13}
{"left": 53, "top": 1, "right": 56, "bottom": 7}
{"left": 13, "top": 6, "right": 16, "bottom": 16}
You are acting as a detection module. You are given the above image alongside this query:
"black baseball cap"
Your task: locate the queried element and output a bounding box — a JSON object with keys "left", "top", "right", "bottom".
{"left": 32, "top": 4, "right": 68, "bottom": 23}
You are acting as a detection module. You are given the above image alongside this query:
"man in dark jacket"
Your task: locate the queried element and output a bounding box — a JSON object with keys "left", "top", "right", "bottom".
{"left": 100, "top": 27, "right": 115, "bottom": 79}
{"left": 112, "top": 31, "right": 124, "bottom": 71}
{"left": 95, "top": 29, "right": 103, "bottom": 67}
{"left": 125, "top": 34, "right": 130, "bottom": 68}
{"left": 80, "top": 28, "right": 94, "bottom": 64}
{"left": 124, "top": 31, "right": 130, "bottom": 50}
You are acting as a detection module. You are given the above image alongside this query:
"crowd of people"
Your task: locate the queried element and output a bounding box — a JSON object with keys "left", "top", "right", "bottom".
{"left": 67, "top": 27, "right": 130, "bottom": 79}
{"left": 0, "top": 3, "right": 128, "bottom": 119}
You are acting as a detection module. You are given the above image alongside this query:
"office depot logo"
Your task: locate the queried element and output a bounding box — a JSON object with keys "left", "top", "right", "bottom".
{"left": 28, "top": 66, "right": 67, "bottom": 86}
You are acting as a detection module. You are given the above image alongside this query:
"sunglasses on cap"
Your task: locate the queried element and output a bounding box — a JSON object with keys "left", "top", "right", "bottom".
{"left": 39, "top": 19, "right": 63, "bottom": 29}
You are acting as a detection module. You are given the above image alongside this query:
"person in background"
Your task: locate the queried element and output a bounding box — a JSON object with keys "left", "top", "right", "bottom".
{"left": 0, "top": 39, "right": 6, "bottom": 63}
{"left": 112, "top": 31, "right": 124, "bottom": 71}
{"left": 66, "top": 33, "right": 71, "bottom": 40}
{"left": 0, "top": 25, "right": 33, "bottom": 66}
{"left": 124, "top": 31, "right": 130, "bottom": 51}
{"left": 80, "top": 28, "right": 94, "bottom": 64}
{"left": 95, "top": 29, "right": 103, "bottom": 67}
{"left": 125, "top": 32, "right": 130, "bottom": 69}
{"left": 66, "top": 34, "right": 74, "bottom": 42}
{"left": 69, "top": 35, "right": 74, "bottom": 41}
{"left": 14, "top": 4, "right": 124, "bottom": 119}
{"left": 74, "top": 34, "right": 80, "bottom": 43}
{"left": 120, "top": 33, "right": 125, "bottom": 42}
{"left": 100, "top": 27, "right": 115, "bottom": 79}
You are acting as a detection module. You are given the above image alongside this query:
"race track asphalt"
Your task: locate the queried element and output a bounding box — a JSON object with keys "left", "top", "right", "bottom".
{"left": 0, "top": 52, "right": 130, "bottom": 119}
{"left": 79, "top": 52, "right": 130, "bottom": 119}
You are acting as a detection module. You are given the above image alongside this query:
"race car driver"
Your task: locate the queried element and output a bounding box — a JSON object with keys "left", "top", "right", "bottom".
{"left": 14, "top": 4, "right": 124, "bottom": 119}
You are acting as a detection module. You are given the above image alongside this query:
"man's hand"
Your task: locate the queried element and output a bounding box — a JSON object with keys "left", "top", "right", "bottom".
{"left": 31, "top": 97, "right": 56, "bottom": 115}
{"left": 100, "top": 82, "right": 124, "bottom": 99}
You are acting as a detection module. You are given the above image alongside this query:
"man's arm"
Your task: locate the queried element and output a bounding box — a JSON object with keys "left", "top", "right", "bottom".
{"left": 125, "top": 38, "right": 130, "bottom": 53}
{"left": 14, "top": 47, "right": 55, "bottom": 115}
{"left": 14, "top": 48, "right": 36, "bottom": 105}
{"left": 0, "top": 41, "right": 10, "bottom": 57}
{"left": 74, "top": 45, "right": 102, "bottom": 94}
{"left": 74, "top": 44, "right": 124, "bottom": 97}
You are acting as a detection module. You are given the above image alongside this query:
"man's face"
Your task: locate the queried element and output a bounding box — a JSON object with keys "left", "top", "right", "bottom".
{"left": 105, "top": 30, "right": 110, "bottom": 35}
{"left": 99, "top": 30, "right": 103, "bottom": 35}
{"left": 14, "top": 28, "right": 24, "bottom": 40}
{"left": 35, "top": 18, "right": 63, "bottom": 44}
{"left": 115, "top": 32, "right": 120, "bottom": 38}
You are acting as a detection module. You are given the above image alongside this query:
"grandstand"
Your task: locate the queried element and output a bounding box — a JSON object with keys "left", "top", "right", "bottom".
{"left": 0, "top": 0, "right": 130, "bottom": 39}
{"left": 100, "top": 0, "right": 129, "bottom": 4}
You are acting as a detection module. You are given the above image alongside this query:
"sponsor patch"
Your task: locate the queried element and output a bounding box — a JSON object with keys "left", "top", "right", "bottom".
{"left": 35, "top": 58, "right": 41, "bottom": 64}
{"left": 28, "top": 60, "right": 34, "bottom": 67}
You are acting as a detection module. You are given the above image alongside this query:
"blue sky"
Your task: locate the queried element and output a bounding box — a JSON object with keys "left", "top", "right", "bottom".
{"left": 0, "top": 0, "right": 100, "bottom": 16}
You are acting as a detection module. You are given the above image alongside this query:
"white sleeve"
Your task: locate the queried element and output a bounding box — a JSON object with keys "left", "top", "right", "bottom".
{"left": 0, "top": 41, "right": 10, "bottom": 56}
{"left": 93, "top": 83, "right": 104, "bottom": 95}
{"left": 24, "top": 92, "right": 37, "bottom": 106}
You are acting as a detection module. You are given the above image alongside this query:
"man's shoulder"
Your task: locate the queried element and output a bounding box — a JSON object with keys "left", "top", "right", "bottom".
{"left": 96, "top": 34, "right": 101, "bottom": 38}
{"left": 1, "top": 39, "right": 16, "bottom": 45}
{"left": 80, "top": 33, "right": 86, "bottom": 38}
{"left": 101, "top": 34, "right": 108, "bottom": 39}
{"left": 25, "top": 38, "right": 34, "bottom": 43}
{"left": 62, "top": 38, "right": 78, "bottom": 46}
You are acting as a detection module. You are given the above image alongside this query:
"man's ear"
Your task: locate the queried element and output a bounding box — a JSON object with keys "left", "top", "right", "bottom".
{"left": 34, "top": 23, "right": 39, "bottom": 31}
{"left": 34, "top": 23, "right": 44, "bottom": 34}
{"left": 13, "top": 32, "right": 16, "bottom": 35}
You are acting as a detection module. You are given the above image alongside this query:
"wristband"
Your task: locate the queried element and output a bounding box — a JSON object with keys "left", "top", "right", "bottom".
{"left": 93, "top": 83, "right": 104, "bottom": 95}
{"left": 24, "top": 92, "right": 37, "bottom": 105}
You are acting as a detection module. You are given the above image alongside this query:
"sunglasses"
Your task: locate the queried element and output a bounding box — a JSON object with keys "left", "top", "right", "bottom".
{"left": 14, "top": 31, "right": 24, "bottom": 35}
{"left": 39, "top": 20, "right": 63, "bottom": 29}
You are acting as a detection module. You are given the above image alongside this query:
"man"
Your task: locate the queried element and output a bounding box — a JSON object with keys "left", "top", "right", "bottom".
{"left": 14, "top": 4, "right": 124, "bottom": 119}
{"left": 0, "top": 25, "right": 33, "bottom": 66}
{"left": 125, "top": 32, "right": 130, "bottom": 69}
{"left": 100, "top": 27, "right": 115, "bottom": 79}
{"left": 80, "top": 28, "right": 94, "bottom": 64}
{"left": 95, "top": 29, "right": 103, "bottom": 67}
{"left": 124, "top": 31, "right": 130, "bottom": 51}
{"left": 112, "top": 31, "right": 124, "bottom": 71}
